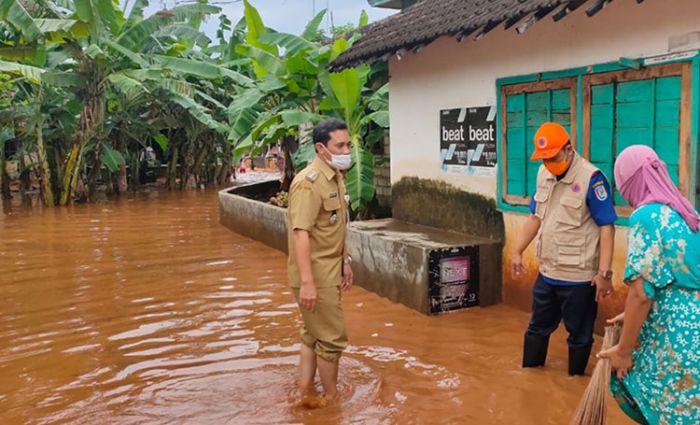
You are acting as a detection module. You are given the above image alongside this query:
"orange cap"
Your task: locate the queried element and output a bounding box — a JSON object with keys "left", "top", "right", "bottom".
{"left": 530, "top": 122, "right": 569, "bottom": 160}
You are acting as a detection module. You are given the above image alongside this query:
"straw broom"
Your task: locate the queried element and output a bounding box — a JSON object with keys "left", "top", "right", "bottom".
{"left": 570, "top": 323, "right": 622, "bottom": 425}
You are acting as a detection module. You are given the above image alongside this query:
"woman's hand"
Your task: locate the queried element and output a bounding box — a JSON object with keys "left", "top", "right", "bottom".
{"left": 597, "top": 344, "right": 633, "bottom": 379}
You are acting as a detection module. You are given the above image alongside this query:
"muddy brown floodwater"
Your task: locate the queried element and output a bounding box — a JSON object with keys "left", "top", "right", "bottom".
{"left": 0, "top": 190, "right": 631, "bottom": 424}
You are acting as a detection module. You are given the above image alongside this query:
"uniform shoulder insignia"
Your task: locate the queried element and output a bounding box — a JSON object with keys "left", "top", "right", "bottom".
{"left": 305, "top": 170, "right": 319, "bottom": 182}
{"left": 594, "top": 184, "right": 608, "bottom": 201}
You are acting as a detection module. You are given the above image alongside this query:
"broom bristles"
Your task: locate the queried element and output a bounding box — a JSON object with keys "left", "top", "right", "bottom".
{"left": 569, "top": 324, "right": 622, "bottom": 425}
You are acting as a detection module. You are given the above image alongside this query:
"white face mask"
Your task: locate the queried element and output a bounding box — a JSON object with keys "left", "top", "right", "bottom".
{"left": 322, "top": 145, "right": 352, "bottom": 170}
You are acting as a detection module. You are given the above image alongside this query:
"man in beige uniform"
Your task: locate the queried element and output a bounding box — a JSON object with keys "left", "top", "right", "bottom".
{"left": 287, "top": 118, "right": 353, "bottom": 402}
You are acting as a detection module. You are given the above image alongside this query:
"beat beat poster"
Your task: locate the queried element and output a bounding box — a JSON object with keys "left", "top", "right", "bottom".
{"left": 440, "top": 106, "right": 497, "bottom": 176}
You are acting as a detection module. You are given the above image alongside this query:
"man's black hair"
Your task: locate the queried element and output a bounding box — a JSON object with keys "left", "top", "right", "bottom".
{"left": 313, "top": 118, "right": 348, "bottom": 146}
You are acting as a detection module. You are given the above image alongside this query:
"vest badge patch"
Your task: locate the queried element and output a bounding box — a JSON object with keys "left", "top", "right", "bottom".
{"left": 594, "top": 184, "right": 608, "bottom": 201}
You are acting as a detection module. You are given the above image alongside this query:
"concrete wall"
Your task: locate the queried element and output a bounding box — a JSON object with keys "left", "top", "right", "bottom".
{"left": 219, "top": 182, "right": 288, "bottom": 253}
{"left": 392, "top": 177, "right": 504, "bottom": 241}
{"left": 220, "top": 184, "right": 501, "bottom": 314}
{"left": 347, "top": 219, "right": 501, "bottom": 314}
{"left": 387, "top": 0, "right": 700, "bottom": 317}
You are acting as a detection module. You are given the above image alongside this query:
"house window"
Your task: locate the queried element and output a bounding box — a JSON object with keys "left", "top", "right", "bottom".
{"left": 500, "top": 79, "right": 577, "bottom": 206}
{"left": 582, "top": 62, "right": 692, "bottom": 216}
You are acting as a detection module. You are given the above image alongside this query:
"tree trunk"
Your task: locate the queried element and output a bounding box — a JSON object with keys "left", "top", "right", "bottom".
{"left": 280, "top": 136, "right": 296, "bottom": 192}
{"left": 0, "top": 136, "right": 9, "bottom": 199}
{"left": 53, "top": 142, "right": 65, "bottom": 189}
{"left": 217, "top": 144, "right": 233, "bottom": 186}
{"left": 87, "top": 139, "right": 104, "bottom": 201}
{"left": 179, "top": 138, "right": 195, "bottom": 190}
{"left": 167, "top": 144, "right": 179, "bottom": 190}
{"left": 60, "top": 69, "right": 104, "bottom": 205}
{"left": 118, "top": 165, "right": 128, "bottom": 193}
{"left": 59, "top": 142, "right": 81, "bottom": 205}
{"left": 18, "top": 155, "right": 30, "bottom": 195}
{"left": 35, "top": 122, "right": 54, "bottom": 206}
{"left": 115, "top": 135, "right": 128, "bottom": 194}
{"left": 191, "top": 143, "right": 209, "bottom": 188}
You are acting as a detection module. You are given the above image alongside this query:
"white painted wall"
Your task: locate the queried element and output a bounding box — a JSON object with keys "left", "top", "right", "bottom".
{"left": 388, "top": 0, "right": 700, "bottom": 199}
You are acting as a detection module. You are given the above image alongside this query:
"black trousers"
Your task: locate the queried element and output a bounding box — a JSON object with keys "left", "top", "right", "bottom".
{"left": 525, "top": 274, "right": 597, "bottom": 348}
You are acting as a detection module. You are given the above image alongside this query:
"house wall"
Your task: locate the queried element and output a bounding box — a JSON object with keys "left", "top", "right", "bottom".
{"left": 387, "top": 0, "right": 700, "bottom": 317}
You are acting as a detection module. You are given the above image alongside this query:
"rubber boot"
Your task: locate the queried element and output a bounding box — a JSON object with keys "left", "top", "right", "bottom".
{"left": 568, "top": 345, "right": 592, "bottom": 376}
{"left": 522, "top": 333, "right": 550, "bottom": 368}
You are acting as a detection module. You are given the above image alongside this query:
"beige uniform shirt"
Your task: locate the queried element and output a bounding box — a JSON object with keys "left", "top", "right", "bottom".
{"left": 287, "top": 156, "right": 348, "bottom": 288}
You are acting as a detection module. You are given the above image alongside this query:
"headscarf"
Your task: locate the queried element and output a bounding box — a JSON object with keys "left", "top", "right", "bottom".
{"left": 614, "top": 145, "right": 699, "bottom": 232}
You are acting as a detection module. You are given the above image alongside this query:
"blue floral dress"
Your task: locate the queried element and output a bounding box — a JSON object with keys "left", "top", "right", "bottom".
{"left": 610, "top": 203, "right": 700, "bottom": 425}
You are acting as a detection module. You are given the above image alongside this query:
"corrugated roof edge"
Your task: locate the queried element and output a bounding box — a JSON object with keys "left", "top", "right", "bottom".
{"left": 330, "top": 0, "right": 646, "bottom": 71}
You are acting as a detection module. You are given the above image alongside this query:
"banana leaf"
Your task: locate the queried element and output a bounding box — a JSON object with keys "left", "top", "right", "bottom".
{"left": 0, "top": 59, "right": 44, "bottom": 82}
{"left": 0, "top": 0, "right": 41, "bottom": 41}
{"left": 345, "top": 141, "right": 375, "bottom": 211}
{"left": 0, "top": 46, "right": 47, "bottom": 66}
{"left": 34, "top": 19, "right": 79, "bottom": 33}
{"left": 116, "top": 13, "right": 171, "bottom": 51}
{"left": 74, "top": 0, "right": 120, "bottom": 36}
{"left": 291, "top": 141, "right": 316, "bottom": 171}
{"left": 153, "top": 133, "right": 168, "bottom": 151}
{"left": 101, "top": 144, "right": 126, "bottom": 172}
{"left": 102, "top": 38, "right": 149, "bottom": 67}
{"left": 155, "top": 24, "right": 211, "bottom": 47}
{"left": 302, "top": 10, "right": 326, "bottom": 40}
{"left": 258, "top": 32, "right": 315, "bottom": 56}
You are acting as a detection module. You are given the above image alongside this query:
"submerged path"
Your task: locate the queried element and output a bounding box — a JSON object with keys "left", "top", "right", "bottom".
{"left": 0, "top": 190, "right": 629, "bottom": 424}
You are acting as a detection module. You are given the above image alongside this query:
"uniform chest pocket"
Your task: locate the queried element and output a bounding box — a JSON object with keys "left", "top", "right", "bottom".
{"left": 533, "top": 188, "right": 549, "bottom": 203}
{"left": 533, "top": 187, "right": 549, "bottom": 217}
{"left": 322, "top": 197, "right": 341, "bottom": 211}
{"left": 557, "top": 196, "right": 584, "bottom": 226}
{"left": 319, "top": 197, "right": 342, "bottom": 227}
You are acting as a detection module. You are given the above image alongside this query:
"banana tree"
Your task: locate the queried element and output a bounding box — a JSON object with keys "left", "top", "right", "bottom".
{"left": 228, "top": 1, "right": 388, "bottom": 213}
{"left": 0, "top": 0, "right": 242, "bottom": 204}
{"left": 227, "top": 1, "right": 332, "bottom": 188}
{"left": 319, "top": 39, "right": 389, "bottom": 216}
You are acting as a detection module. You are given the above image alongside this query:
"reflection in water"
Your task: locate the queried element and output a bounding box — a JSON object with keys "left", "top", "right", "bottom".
{"left": 0, "top": 190, "right": 629, "bottom": 424}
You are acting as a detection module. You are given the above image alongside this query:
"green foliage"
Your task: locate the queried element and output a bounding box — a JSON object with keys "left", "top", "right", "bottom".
{"left": 291, "top": 141, "right": 316, "bottom": 171}
{"left": 227, "top": 1, "right": 389, "bottom": 216}
{"left": 101, "top": 145, "right": 126, "bottom": 172}
{"left": 0, "top": 0, "right": 389, "bottom": 214}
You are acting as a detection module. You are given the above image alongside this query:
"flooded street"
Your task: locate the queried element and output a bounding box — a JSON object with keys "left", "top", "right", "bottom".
{"left": 0, "top": 190, "right": 630, "bottom": 424}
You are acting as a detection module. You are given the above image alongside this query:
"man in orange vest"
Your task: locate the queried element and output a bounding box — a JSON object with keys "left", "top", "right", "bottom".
{"left": 511, "top": 122, "right": 616, "bottom": 375}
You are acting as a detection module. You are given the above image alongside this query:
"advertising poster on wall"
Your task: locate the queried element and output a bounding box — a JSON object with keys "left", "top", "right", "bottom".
{"left": 428, "top": 246, "right": 480, "bottom": 314}
{"left": 440, "top": 106, "right": 497, "bottom": 176}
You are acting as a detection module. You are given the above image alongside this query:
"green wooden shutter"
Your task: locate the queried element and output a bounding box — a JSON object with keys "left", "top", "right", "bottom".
{"left": 506, "top": 93, "right": 526, "bottom": 197}
{"left": 505, "top": 88, "right": 572, "bottom": 200}
{"left": 589, "top": 76, "right": 682, "bottom": 206}
{"left": 654, "top": 76, "right": 681, "bottom": 185}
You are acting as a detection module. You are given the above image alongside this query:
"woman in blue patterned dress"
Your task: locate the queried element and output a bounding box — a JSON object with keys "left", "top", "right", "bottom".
{"left": 598, "top": 145, "right": 700, "bottom": 424}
